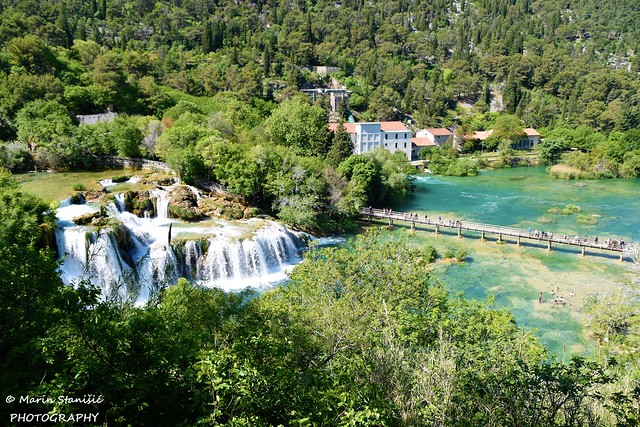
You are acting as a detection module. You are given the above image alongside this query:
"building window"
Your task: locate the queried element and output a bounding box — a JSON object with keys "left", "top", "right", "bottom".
{"left": 385, "top": 134, "right": 387, "bottom": 139}
{"left": 404, "top": 142, "right": 407, "bottom": 148}
{"left": 395, "top": 142, "right": 397, "bottom": 149}
{"left": 395, "top": 133, "right": 398, "bottom": 139}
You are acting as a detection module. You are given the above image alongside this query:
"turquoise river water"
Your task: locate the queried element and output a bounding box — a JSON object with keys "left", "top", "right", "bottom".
{"left": 386, "top": 166, "right": 639, "bottom": 359}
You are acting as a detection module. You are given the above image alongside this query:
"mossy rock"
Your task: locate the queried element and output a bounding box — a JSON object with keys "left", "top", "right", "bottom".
{"left": 169, "top": 185, "right": 198, "bottom": 207}
{"left": 91, "top": 217, "right": 111, "bottom": 227}
{"left": 123, "top": 190, "right": 153, "bottom": 217}
{"left": 145, "top": 177, "right": 175, "bottom": 186}
{"left": 71, "top": 192, "right": 85, "bottom": 204}
{"left": 169, "top": 205, "right": 201, "bottom": 221}
{"left": 547, "top": 204, "right": 582, "bottom": 215}
{"left": 73, "top": 211, "right": 99, "bottom": 225}
{"left": 197, "top": 194, "right": 258, "bottom": 220}
{"left": 82, "top": 188, "right": 108, "bottom": 201}
{"left": 112, "top": 175, "right": 131, "bottom": 183}
{"left": 562, "top": 204, "right": 582, "bottom": 214}
{"left": 537, "top": 216, "right": 557, "bottom": 224}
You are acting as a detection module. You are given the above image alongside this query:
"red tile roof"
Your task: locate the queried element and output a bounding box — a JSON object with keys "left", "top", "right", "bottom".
{"left": 380, "top": 121, "right": 409, "bottom": 132}
{"left": 471, "top": 130, "right": 493, "bottom": 140}
{"left": 423, "top": 128, "right": 453, "bottom": 136}
{"left": 412, "top": 137, "right": 438, "bottom": 147}
{"left": 524, "top": 128, "right": 540, "bottom": 136}
{"left": 328, "top": 122, "right": 356, "bottom": 133}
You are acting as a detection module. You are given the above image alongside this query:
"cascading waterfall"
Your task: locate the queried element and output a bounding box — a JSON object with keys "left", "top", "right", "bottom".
{"left": 56, "top": 186, "right": 310, "bottom": 303}
{"left": 184, "top": 222, "right": 305, "bottom": 288}
{"left": 114, "top": 193, "right": 126, "bottom": 212}
{"left": 149, "top": 188, "right": 170, "bottom": 219}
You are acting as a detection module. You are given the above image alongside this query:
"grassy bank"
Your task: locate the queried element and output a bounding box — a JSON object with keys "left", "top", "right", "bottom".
{"left": 16, "top": 170, "right": 174, "bottom": 203}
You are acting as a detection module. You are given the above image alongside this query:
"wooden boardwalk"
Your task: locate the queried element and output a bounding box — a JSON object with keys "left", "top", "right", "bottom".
{"left": 362, "top": 208, "right": 629, "bottom": 261}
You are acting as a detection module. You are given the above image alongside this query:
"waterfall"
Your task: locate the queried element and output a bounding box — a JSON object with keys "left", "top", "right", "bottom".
{"left": 58, "top": 196, "right": 74, "bottom": 208}
{"left": 150, "top": 188, "right": 170, "bottom": 219}
{"left": 56, "top": 192, "right": 310, "bottom": 302}
{"left": 114, "top": 193, "right": 126, "bottom": 212}
{"left": 186, "top": 185, "right": 202, "bottom": 200}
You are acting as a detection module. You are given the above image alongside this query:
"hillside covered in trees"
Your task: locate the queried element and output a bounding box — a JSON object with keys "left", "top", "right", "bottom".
{"left": 2, "top": 0, "right": 640, "bottom": 126}
{"left": 1, "top": 0, "right": 640, "bottom": 190}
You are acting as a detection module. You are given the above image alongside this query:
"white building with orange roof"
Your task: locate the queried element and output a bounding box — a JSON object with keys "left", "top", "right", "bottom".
{"left": 328, "top": 121, "right": 413, "bottom": 160}
{"left": 416, "top": 128, "right": 453, "bottom": 147}
{"left": 521, "top": 128, "right": 541, "bottom": 148}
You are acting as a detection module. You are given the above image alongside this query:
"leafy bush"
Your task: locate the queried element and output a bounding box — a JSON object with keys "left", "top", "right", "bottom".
{"left": 444, "top": 158, "right": 479, "bottom": 176}
{"left": 422, "top": 245, "right": 438, "bottom": 263}
{"left": 455, "top": 248, "right": 468, "bottom": 262}
{"left": 72, "top": 183, "right": 86, "bottom": 191}
{"left": 112, "top": 175, "right": 131, "bottom": 183}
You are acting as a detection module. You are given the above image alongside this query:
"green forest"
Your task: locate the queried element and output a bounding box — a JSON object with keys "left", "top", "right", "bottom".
{"left": 2, "top": 0, "right": 640, "bottom": 189}
{"left": 1, "top": 0, "right": 640, "bottom": 424}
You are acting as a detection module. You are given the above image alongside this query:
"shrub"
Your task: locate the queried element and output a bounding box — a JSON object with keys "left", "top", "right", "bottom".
{"left": 422, "top": 245, "right": 438, "bottom": 263}
{"left": 73, "top": 183, "right": 86, "bottom": 191}
{"left": 455, "top": 248, "right": 468, "bottom": 262}
{"left": 112, "top": 175, "right": 131, "bottom": 183}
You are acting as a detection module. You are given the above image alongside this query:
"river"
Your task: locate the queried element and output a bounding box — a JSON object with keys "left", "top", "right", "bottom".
{"left": 389, "top": 166, "right": 639, "bottom": 358}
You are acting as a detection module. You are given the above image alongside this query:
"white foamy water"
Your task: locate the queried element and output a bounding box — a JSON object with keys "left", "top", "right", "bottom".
{"left": 55, "top": 187, "right": 308, "bottom": 303}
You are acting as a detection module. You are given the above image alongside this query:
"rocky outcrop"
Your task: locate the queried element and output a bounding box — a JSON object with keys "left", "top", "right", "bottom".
{"left": 124, "top": 191, "right": 153, "bottom": 217}
{"left": 141, "top": 176, "right": 176, "bottom": 186}
{"left": 197, "top": 194, "right": 260, "bottom": 220}
{"left": 101, "top": 184, "right": 260, "bottom": 221}
{"left": 73, "top": 211, "right": 100, "bottom": 225}
{"left": 168, "top": 186, "right": 201, "bottom": 221}
{"left": 81, "top": 188, "right": 108, "bottom": 202}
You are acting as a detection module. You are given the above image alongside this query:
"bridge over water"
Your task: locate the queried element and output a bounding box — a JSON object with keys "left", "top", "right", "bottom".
{"left": 362, "top": 208, "right": 630, "bottom": 261}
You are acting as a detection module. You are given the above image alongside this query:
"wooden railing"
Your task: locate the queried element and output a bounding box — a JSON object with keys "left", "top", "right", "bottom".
{"left": 362, "top": 208, "right": 629, "bottom": 260}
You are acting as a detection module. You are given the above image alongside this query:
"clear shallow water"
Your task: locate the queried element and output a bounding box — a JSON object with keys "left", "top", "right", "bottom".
{"left": 394, "top": 167, "right": 639, "bottom": 358}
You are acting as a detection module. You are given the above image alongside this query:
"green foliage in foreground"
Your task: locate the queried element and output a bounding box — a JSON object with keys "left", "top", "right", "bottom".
{"left": 1, "top": 177, "right": 639, "bottom": 426}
